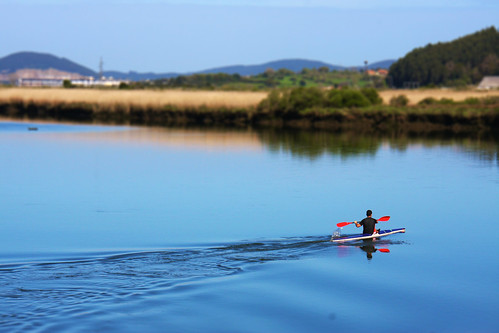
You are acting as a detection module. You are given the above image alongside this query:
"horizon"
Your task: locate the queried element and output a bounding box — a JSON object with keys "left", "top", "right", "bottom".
{"left": 1, "top": 1, "right": 498, "bottom": 73}
{"left": 0, "top": 51, "right": 396, "bottom": 75}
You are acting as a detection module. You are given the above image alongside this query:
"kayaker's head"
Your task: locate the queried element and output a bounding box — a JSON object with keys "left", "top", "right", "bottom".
{"left": 366, "top": 209, "right": 372, "bottom": 217}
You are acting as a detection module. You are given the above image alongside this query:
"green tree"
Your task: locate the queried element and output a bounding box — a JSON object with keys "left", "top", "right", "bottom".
{"left": 318, "top": 66, "right": 329, "bottom": 73}
{"left": 63, "top": 80, "right": 73, "bottom": 88}
{"left": 288, "top": 87, "right": 325, "bottom": 110}
{"left": 360, "top": 87, "right": 382, "bottom": 105}
{"left": 390, "top": 95, "right": 409, "bottom": 106}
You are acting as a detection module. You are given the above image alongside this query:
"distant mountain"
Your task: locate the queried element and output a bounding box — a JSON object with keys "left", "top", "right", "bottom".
{"left": 0, "top": 51, "right": 395, "bottom": 81}
{"left": 0, "top": 51, "right": 97, "bottom": 77}
{"left": 367, "top": 60, "right": 395, "bottom": 70}
{"left": 102, "top": 70, "right": 179, "bottom": 81}
{"left": 114, "top": 59, "right": 394, "bottom": 80}
{"left": 198, "top": 59, "right": 347, "bottom": 76}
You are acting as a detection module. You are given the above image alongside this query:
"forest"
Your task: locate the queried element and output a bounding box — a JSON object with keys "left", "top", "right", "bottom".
{"left": 388, "top": 27, "right": 499, "bottom": 87}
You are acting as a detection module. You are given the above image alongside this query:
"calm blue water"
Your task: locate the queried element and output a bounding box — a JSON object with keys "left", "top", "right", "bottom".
{"left": 0, "top": 120, "right": 498, "bottom": 332}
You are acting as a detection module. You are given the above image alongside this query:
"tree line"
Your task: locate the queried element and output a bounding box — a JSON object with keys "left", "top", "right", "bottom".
{"left": 129, "top": 67, "right": 382, "bottom": 90}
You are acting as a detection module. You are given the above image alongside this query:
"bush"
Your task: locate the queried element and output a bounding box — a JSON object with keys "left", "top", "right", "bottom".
{"left": 258, "top": 87, "right": 381, "bottom": 114}
{"left": 439, "top": 98, "right": 455, "bottom": 105}
{"left": 482, "top": 96, "right": 499, "bottom": 105}
{"left": 390, "top": 94, "right": 409, "bottom": 106}
{"left": 288, "top": 87, "right": 325, "bottom": 110}
{"left": 326, "top": 90, "right": 344, "bottom": 108}
{"left": 257, "top": 89, "right": 284, "bottom": 113}
{"left": 360, "top": 87, "right": 383, "bottom": 105}
{"left": 418, "top": 97, "right": 438, "bottom": 105}
{"left": 63, "top": 80, "right": 73, "bottom": 88}
{"left": 326, "top": 89, "right": 372, "bottom": 108}
{"left": 340, "top": 90, "right": 372, "bottom": 107}
{"left": 463, "top": 97, "right": 480, "bottom": 105}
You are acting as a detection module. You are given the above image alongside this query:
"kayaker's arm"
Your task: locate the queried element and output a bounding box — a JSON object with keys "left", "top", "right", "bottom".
{"left": 354, "top": 221, "right": 361, "bottom": 228}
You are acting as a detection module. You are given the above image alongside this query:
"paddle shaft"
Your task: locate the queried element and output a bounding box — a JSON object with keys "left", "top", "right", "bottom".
{"left": 336, "top": 215, "right": 390, "bottom": 228}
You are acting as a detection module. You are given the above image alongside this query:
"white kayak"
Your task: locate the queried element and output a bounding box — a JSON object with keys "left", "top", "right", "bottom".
{"left": 331, "top": 228, "right": 406, "bottom": 243}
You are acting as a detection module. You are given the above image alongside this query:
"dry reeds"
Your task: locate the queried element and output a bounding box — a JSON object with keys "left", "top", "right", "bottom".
{"left": 2, "top": 87, "right": 498, "bottom": 108}
{"left": 0, "top": 88, "right": 267, "bottom": 109}
{"left": 379, "top": 89, "right": 499, "bottom": 105}
{"left": 1, "top": 87, "right": 497, "bottom": 133}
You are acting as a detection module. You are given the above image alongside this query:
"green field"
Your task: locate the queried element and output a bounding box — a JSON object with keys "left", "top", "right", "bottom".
{"left": 130, "top": 68, "right": 386, "bottom": 91}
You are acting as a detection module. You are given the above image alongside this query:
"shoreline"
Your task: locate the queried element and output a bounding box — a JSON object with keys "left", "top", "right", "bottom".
{"left": 0, "top": 88, "right": 498, "bottom": 135}
{"left": 2, "top": 87, "right": 499, "bottom": 106}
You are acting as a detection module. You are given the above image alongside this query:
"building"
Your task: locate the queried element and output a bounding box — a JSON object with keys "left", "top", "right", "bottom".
{"left": 477, "top": 76, "right": 499, "bottom": 90}
{"left": 71, "top": 77, "right": 124, "bottom": 87}
{"left": 366, "top": 69, "right": 389, "bottom": 77}
{"left": 5, "top": 68, "right": 90, "bottom": 87}
{"left": 0, "top": 68, "right": 126, "bottom": 87}
{"left": 0, "top": 68, "right": 128, "bottom": 87}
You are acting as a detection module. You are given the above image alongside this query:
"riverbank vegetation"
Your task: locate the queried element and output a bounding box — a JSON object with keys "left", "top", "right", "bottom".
{"left": 2, "top": 87, "right": 498, "bottom": 107}
{"left": 255, "top": 87, "right": 498, "bottom": 132}
{"left": 0, "top": 87, "right": 497, "bottom": 134}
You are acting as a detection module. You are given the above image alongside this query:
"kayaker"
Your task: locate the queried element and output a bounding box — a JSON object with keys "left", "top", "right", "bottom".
{"left": 360, "top": 244, "right": 376, "bottom": 260}
{"left": 354, "top": 210, "right": 378, "bottom": 234}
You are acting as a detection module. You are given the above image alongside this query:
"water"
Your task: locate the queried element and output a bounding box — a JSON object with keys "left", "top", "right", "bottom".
{"left": 0, "top": 119, "right": 498, "bottom": 332}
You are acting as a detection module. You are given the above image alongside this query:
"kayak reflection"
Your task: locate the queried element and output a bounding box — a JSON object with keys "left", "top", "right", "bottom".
{"left": 336, "top": 239, "right": 395, "bottom": 260}
{"left": 359, "top": 241, "right": 390, "bottom": 260}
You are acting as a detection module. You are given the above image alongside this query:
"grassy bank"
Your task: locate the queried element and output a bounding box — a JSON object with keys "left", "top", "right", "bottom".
{"left": 0, "top": 87, "right": 498, "bottom": 134}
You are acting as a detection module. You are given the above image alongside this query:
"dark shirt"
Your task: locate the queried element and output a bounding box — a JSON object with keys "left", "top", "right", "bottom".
{"left": 360, "top": 217, "right": 377, "bottom": 234}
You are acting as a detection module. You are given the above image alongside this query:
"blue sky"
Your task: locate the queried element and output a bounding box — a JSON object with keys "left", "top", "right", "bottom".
{"left": 1, "top": 0, "right": 497, "bottom": 73}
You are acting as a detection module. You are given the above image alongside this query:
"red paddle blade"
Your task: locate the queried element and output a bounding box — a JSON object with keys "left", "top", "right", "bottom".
{"left": 336, "top": 222, "right": 353, "bottom": 228}
{"left": 378, "top": 248, "right": 390, "bottom": 253}
{"left": 378, "top": 216, "right": 390, "bottom": 222}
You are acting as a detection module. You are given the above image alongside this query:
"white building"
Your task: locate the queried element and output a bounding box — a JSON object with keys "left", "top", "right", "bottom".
{"left": 477, "top": 76, "right": 499, "bottom": 90}
{"left": 3, "top": 68, "right": 126, "bottom": 87}
{"left": 71, "top": 77, "right": 124, "bottom": 87}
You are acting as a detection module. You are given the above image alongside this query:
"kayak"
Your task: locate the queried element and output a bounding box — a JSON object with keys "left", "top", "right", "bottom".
{"left": 331, "top": 228, "right": 406, "bottom": 243}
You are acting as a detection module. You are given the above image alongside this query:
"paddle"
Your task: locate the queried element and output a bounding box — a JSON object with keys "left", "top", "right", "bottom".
{"left": 336, "top": 215, "right": 390, "bottom": 228}
{"left": 378, "top": 248, "right": 390, "bottom": 253}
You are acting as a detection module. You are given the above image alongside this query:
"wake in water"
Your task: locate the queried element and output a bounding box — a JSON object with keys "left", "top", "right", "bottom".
{"left": 0, "top": 235, "right": 406, "bottom": 332}
{"left": 0, "top": 236, "right": 333, "bottom": 331}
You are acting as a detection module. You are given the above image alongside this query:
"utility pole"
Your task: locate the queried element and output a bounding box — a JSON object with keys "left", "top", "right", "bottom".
{"left": 99, "top": 57, "right": 104, "bottom": 80}
{"left": 364, "top": 60, "right": 372, "bottom": 87}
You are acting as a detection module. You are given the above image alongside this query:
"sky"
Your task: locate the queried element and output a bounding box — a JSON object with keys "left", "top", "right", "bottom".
{"left": 1, "top": 0, "right": 498, "bottom": 73}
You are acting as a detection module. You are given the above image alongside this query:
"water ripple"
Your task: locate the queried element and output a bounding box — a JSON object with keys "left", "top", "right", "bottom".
{"left": 0, "top": 236, "right": 338, "bottom": 332}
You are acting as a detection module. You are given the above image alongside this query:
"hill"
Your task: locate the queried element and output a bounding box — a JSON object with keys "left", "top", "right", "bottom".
{"left": 198, "top": 59, "right": 394, "bottom": 76}
{"left": 389, "top": 26, "right": 499, "bottom": 87}
{"left": 0, "top": 51, "right": 395, "bottom": 81}
{"left": 368, "top": 60, "right": 395, "bottom": 70}
{"left": 102, "top": 59, "right": 396, "bottom": 80}
{"left": 102, "top": 70, "right": 179, "bottom": 81}
{"left": 0, "top": 51, "right": 97, "bottom": 77}
{"left": 198, "top": 59, "right": 346, "bottom": 76}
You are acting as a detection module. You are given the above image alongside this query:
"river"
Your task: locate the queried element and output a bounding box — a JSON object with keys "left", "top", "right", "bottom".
{"left": 0, "top": 120, "right": 497, "bottom": 332}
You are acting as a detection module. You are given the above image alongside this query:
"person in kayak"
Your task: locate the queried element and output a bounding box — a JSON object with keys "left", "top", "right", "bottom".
{"left": 354, "top": 210, "right": 378, "bottom": 234}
